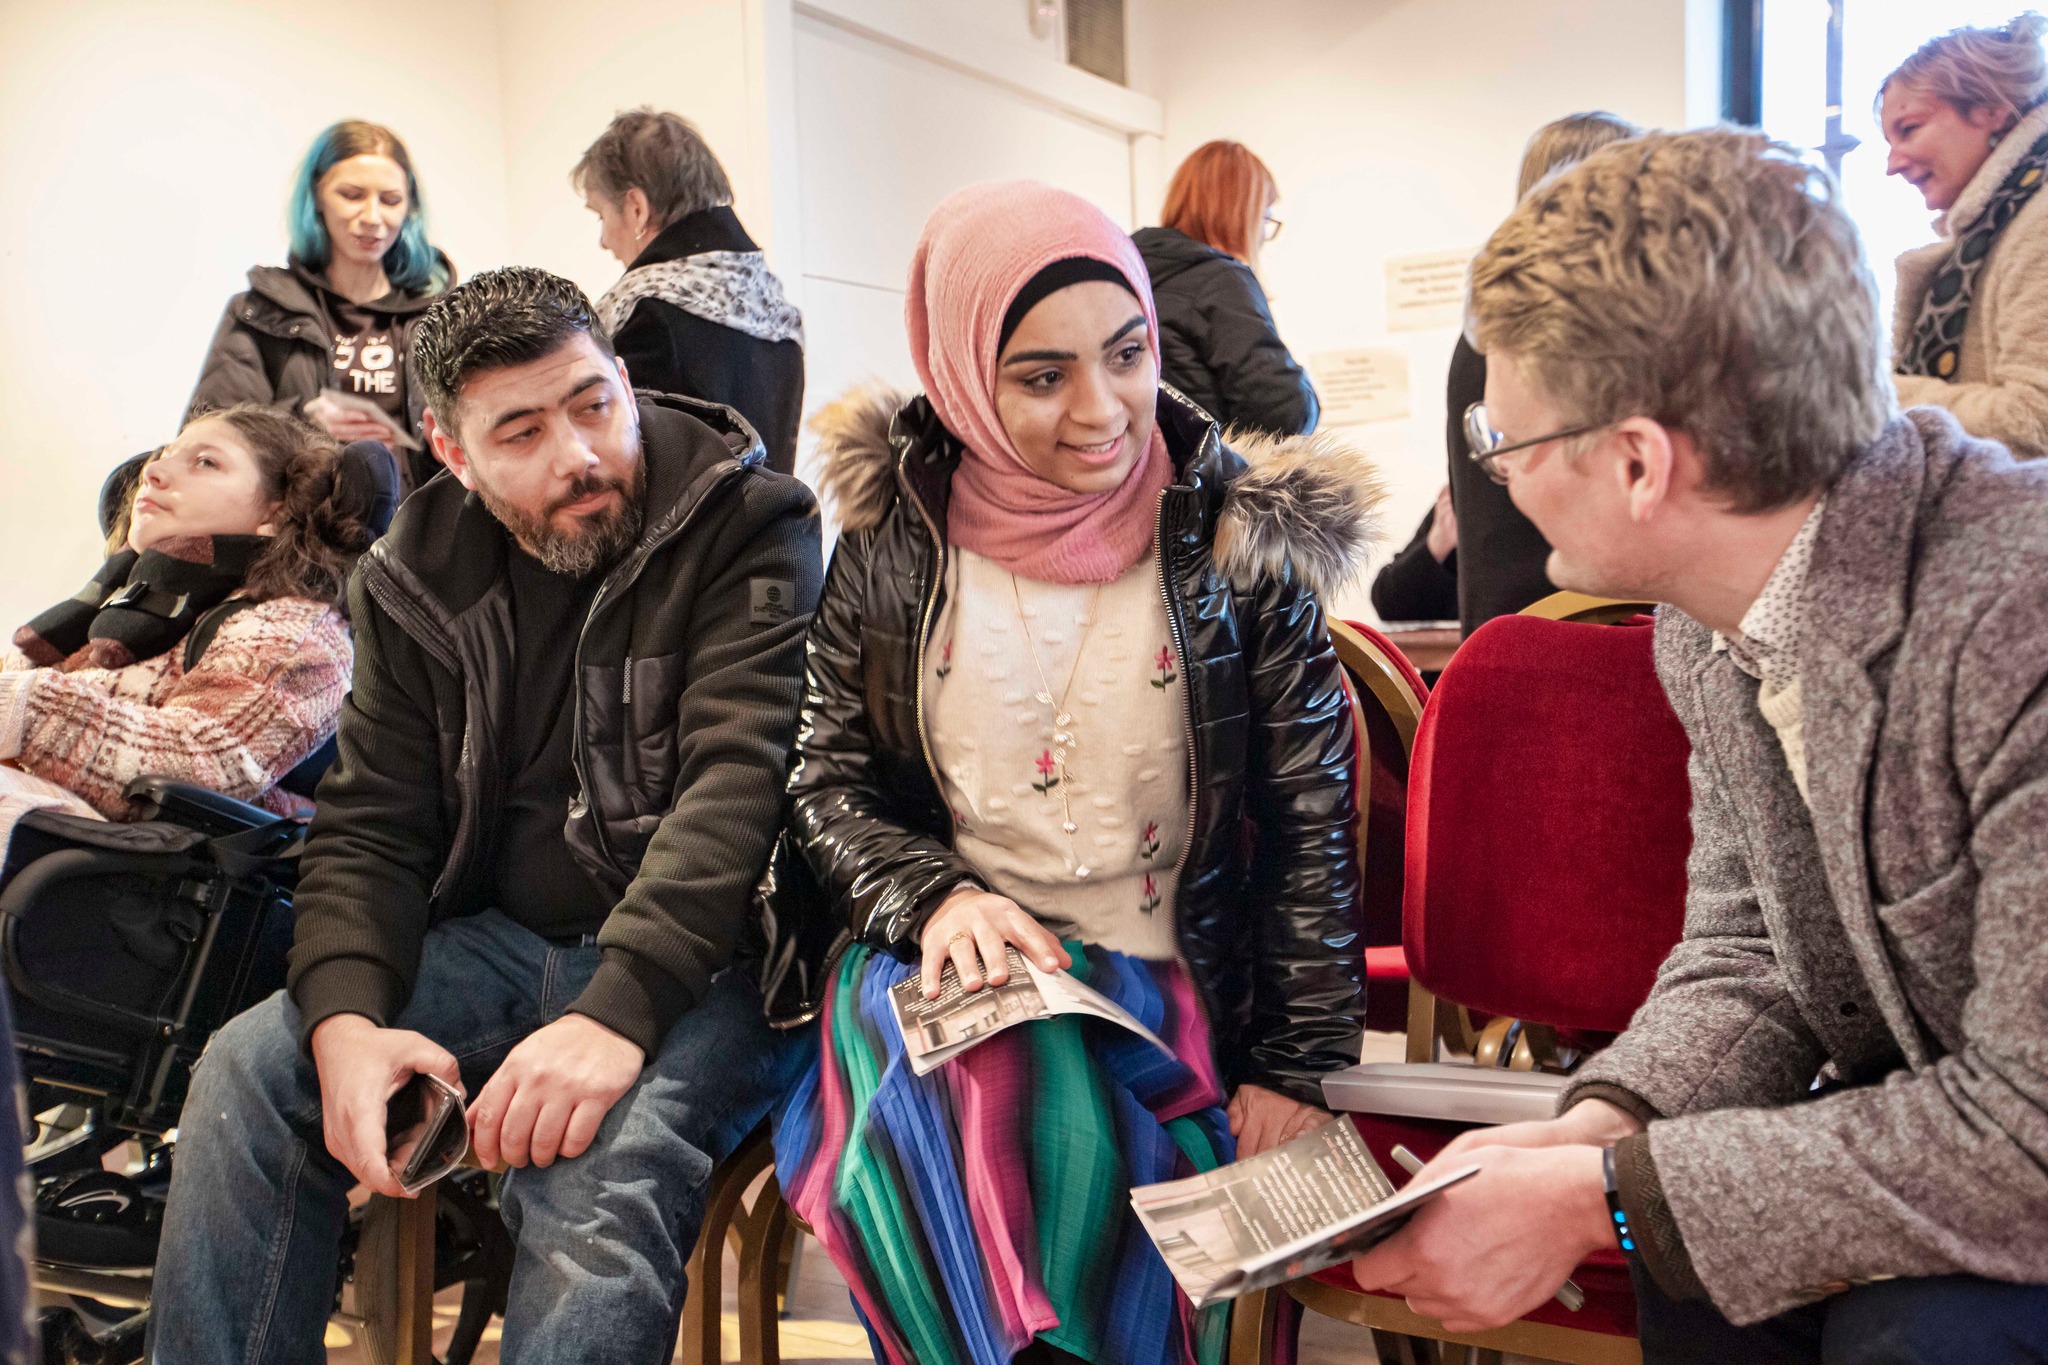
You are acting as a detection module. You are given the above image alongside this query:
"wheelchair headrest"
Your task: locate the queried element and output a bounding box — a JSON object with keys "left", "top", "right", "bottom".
{"left": 96, "top": 438, "right": 402, "bottom": 542}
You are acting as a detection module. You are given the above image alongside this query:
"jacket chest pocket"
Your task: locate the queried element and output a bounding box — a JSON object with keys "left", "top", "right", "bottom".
{"left": 1872, "top": 857, "right": 1977, "bottom": 1034}
{"left": 586, "top": 652, "right": 688, "bottom": 811}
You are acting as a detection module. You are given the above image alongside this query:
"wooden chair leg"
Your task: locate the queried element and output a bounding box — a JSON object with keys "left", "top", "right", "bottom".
{"left": 394, "top": 1185, "right": 438, "bottom": 1365}
{"left": 676, "top": 1126, "right": 777, "bottom": 1365}
{"left": 1226, "top": 1286, "right": 1283, "bottom": 1365}
{"left": 736, "top": 1172, "right": 793, "bottom": 1365}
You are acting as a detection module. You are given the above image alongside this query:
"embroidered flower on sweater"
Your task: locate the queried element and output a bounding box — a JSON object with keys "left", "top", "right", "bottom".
{"left": 1032, "top": 749, "right": 1060, "bottom": 794}
{"left": 1139, "top": 872, "right": 1160, "bottom": 916}
{"left": 936, "top": 640, "right": 953, "bottom": 680}
{"left": 1151, "top": 646, "right": 1177, "bottom": 690}
{"left": 1139, "top": 820, "right": 1160, "bottom": 861}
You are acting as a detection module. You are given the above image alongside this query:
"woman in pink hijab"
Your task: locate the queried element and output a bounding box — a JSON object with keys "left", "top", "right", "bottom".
{"left": 770, "top": 181, "right": 1385, "bottom": 1365}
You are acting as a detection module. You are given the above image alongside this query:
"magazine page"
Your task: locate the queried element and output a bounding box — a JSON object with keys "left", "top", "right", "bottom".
{"left": 1130, "top": 1117, "right": 1477, "bottom": 1306}
{"left": 888, "top": 946, "right": 1178, "bottom": 1076}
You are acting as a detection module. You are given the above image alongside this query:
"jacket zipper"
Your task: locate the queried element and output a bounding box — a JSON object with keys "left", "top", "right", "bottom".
{"left": 1156, "top": 490, "right": 1200, "bottom": 896}
{"left": 899, "top": 451, "right": 955, "bottom": 850}
{"left": 571, "top": 464, "right": 746, "bottom": 875}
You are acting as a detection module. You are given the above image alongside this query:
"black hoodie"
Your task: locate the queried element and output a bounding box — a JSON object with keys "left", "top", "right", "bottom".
{"left": 1132, "top": 225, "right": 1318, "bottom": 439}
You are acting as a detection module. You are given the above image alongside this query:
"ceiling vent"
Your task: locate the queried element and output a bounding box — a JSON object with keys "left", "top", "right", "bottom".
{"left": 1065, "top": 0, "right": 1126, "bottom": 86}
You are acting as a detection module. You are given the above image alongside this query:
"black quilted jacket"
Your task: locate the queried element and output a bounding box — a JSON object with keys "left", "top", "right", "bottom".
{"left": 783, "top": 386, "right": 1379, "bottom": 1103}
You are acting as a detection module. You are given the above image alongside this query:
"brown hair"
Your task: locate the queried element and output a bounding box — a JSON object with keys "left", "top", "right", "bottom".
{"left": 112, "top": 407, "right": 378, "bottom": 609}
{"left": 1160, "top": 141, "right": 1278, "bottom": 264}
{"left": 571, "top": 107, "right": 733, "bottom": 230}
{"left": 1516, "top": 111, "right": 1641, "bottom": 199}
{"left": 1880, "top": 12, "right": 2048, "bottom": 125}
{"left": 1468, "top": 128, "right": 1890, "bottom": 512}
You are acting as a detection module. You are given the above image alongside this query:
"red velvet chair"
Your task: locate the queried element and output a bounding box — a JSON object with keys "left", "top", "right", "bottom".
{"left": 1286, "top": 604, "right": 1693, "bottom": 1365}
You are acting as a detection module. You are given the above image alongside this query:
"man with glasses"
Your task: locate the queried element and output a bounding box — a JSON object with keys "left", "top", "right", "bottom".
{"left": 1350, "top": 127, "right": 2048, "bottom": 1361}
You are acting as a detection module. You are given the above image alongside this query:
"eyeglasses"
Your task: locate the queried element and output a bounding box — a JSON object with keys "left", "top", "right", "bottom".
{"left": 1462, "top": 402, "right": 1601, "bottom": 484}
{"left": 1261, "top": 214, "right": 1284, "bottom": 243}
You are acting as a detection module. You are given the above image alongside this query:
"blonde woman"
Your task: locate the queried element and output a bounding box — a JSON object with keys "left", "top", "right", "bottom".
{"left": 1884, "top": 13, "right": 2048, "bottom": 457}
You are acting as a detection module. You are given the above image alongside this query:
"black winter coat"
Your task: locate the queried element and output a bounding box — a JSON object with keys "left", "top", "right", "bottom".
{"left": 1443, "top": 338, "right": 1554, "bottom": 632}
{"left": 607, "top": 208, "right": 806, "bottom": 476}
{"left": 286, "top": 393, "right": 824, "bottom": 1055}
{"left": 1134, "top": 226, "right": 1319, "bottom": 439}
{"left": 187, "top": 258, "right": 450, "bottom": 493}
{"left": 786, "top": 386, "right": 1378, "bottom": 1104}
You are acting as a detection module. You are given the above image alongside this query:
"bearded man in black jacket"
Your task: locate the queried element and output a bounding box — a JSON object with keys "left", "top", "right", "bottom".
{"left": 151, "top": 267, "right": 823, "bottom": 1363}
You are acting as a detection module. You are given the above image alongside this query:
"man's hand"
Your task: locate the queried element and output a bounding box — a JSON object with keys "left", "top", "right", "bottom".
{"left": 468, "top": 1013, "right": 644, "bottom": 1169}
{"left": 1350, "top": 1143, "right": 1612, "bottom": 1332}
{"left": 1228, "top": 1084, "right": 1333, "bottom": 1158}
{"left": 310, "top": 1013, "right": 463, "bottom": 1199}
{"left": 1427, "top": 1097, "right": 1643, "bottom": 1169}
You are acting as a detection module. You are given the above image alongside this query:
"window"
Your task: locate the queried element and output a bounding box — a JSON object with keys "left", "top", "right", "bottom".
{"left": 1750, "top": 0, "right": 2025, "bottom": 319}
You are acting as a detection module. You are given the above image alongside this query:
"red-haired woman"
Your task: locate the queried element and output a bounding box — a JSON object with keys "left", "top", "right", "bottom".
{"left": 1134, "top": 141, "right": 1318, "bottom": 438}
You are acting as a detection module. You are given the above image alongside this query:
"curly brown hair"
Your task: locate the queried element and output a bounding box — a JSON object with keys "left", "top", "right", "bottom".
{"left": 108, "top": 406, "right": 379, "bottom": 609}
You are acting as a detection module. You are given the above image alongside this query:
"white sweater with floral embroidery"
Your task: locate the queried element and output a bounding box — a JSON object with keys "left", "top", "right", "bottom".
{"left": 923, "top": 546, "right": 1190, "bottom": 960}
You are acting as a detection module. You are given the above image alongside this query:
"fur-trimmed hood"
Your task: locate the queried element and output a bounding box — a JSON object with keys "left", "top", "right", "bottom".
{"left": 809, "top": 386, "right": 1386, "bottom": 599}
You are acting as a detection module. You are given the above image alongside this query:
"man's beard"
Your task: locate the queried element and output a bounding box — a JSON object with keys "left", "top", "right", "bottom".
{"left": 479, "top": 459, "right": 646, "bottom": 577}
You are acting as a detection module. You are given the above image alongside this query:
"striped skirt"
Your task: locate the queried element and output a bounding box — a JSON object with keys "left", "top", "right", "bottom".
{"left": 771, "top": 942, "right": 1237, "bottom": 1365}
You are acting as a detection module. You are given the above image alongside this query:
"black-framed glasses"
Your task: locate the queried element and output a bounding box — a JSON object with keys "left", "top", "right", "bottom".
{"left": 1462, "top": 402, "right": 1601, "bottom": 484}
{"left": 1262, "top": 214, "right": 1284, "bottom": 243}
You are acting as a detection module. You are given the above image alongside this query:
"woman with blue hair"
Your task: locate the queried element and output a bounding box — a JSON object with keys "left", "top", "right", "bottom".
{"left": 187, "top": 120, "right": 453, "bottom": 492}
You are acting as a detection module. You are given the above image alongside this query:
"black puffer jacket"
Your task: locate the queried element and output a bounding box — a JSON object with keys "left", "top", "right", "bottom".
{"left": 1134, "top": 226, "right": 1319, "bottom": 439}
{"left": 187, "top": 257, "right": 451, "bottom": 492}
{"left": 786, "top": 386, "right": 1380, "bottom": 1103}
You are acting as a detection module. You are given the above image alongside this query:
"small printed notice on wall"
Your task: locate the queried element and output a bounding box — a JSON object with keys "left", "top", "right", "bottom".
{"left": 1310, "top": 349, "right": 1411, "bottom": 426}
{"left": 1384, "top": 248, "right": 1475, "bottom": 333}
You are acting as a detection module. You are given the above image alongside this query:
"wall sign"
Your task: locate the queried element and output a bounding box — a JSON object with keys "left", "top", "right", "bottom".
{"left": 1385, "top": 248, "right": 1475, "bottom": 333}
{"left": 1309, "top": 348, "right": 1411, "bottom": 426}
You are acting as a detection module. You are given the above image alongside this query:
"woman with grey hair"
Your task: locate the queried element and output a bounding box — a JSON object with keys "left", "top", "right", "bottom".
{"left": 1884, "top": 13, "right": 2048, "bottom": 459}
{"left": 575, "top": 108, "right": 805, "bottom": 472}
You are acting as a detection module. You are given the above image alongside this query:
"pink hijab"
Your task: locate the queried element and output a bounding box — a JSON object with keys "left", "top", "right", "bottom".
{"left": 906, "top": 180, "right": 1173, "bottom": 585}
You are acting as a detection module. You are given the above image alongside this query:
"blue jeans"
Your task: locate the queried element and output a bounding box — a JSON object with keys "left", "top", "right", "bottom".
{"left": 1631, "top": 1255, "right": 2048, "bottom": 1363}
{"left": 149, "top": 909, "right": 809, "bottom": 1364}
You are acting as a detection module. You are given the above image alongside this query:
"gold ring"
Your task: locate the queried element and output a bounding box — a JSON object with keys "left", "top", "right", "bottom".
{"left": 946, "top": 931, "right": 973, "bottom": 948}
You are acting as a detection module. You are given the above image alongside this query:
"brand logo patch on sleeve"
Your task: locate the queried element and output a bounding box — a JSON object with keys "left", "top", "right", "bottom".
{"left": 749, "top": 578, "right": 796, "bottom": 626}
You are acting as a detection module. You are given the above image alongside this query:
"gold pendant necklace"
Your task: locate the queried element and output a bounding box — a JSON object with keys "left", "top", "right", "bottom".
{"left": 1011, "top": 573, "right": 1105, "bottom": 878}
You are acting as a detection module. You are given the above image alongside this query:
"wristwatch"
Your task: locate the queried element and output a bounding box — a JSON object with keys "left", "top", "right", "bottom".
{"left": 1602, "top": 1146, "right": 1638, "bottom": 1258}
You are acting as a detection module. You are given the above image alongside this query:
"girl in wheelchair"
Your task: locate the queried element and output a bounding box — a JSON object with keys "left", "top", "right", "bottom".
{"left": 0, "top": 404, "right": 381, "bottom": 845}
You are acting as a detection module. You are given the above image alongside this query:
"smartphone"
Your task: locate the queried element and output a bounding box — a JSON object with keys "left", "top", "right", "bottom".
{"left": 384, "top": 1072, "right": 468, "bottom": 1194}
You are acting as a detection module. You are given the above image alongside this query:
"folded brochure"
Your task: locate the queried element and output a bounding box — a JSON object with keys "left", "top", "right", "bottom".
{"left": 888, "top": 944, "right": 1173, "bottom": 1076}
{"left": 1130, "top": 1116, "right": 1479, "bottom": 1306}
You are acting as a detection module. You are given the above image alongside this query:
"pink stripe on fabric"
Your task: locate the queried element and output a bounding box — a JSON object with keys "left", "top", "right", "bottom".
{"left": 786, "top": 969, "right": 917, "bottom": 1365}
{"left": 946, "top": 1030, "right": 1060, "bottom": 1347}
{"left": 1149, "top": 962, "right": 1227, "bottom": 1123}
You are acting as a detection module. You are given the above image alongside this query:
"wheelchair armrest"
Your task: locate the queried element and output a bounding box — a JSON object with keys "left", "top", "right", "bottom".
{"left": 124, "top": 776, "right": 279, "bottom": 835}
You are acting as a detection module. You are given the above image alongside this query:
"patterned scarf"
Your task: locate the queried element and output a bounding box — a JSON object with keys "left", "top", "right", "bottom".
{"left": 1898, "top": 125, "right": 2048, "bottom": 380}
{"left": 595, "top": 251, "right": 804, "bottom": 348}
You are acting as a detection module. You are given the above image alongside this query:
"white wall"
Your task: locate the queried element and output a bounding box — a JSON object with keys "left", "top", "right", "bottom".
{"left": 0, "top": 0, "right": 511, "bottom": 631}
{"left": 496, "top": 0, "right": 773, "bottom": 308}
{"left": 1136, "top": 0, "right": 1697, "bottom": 623}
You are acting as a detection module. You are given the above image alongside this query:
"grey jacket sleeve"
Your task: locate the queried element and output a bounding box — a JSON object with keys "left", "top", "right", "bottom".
{"left": 1196, "top": 262, "right": 1320, "bottom": 438}
{"left": 1560, "top": 630, "right": 1829, "bottom": 1121}
{"left": 1580, "top": 593, "right": 2048, "bottom": 1326}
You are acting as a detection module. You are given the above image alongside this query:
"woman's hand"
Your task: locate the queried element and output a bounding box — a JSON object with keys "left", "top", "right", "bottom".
{"left": 918, "top": 886, "right": 1071, "bottom": 998}
{"left": 1228, "top": 1083, "right": 1333, "bottom": 1158}
{"left": 304, "top": 393, "right": 402, "bottom": 445}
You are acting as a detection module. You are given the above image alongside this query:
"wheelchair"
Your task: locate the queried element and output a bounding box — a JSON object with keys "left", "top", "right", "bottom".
{"left": 4, "top": 440, "right": 511, "bottom": 1364}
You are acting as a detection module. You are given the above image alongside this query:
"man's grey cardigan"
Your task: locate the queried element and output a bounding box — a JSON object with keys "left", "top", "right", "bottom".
{"left": 1562, "top": 408, "right": 2048, "bottom": 1325}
